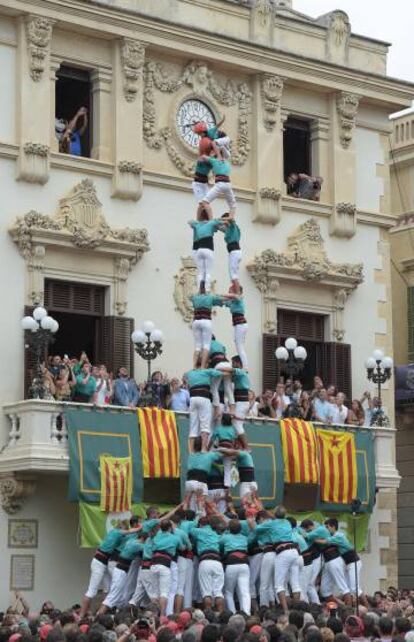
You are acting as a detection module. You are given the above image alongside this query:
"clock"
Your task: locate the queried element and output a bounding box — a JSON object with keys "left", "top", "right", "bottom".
{"left": 176, "top": 99, "right": 216, "bottom": 148}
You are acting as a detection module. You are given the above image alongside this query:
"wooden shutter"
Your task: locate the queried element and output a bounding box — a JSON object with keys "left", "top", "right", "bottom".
{"left": 262, "top": 334, "right": 283, "bottom": 391}
{"left": 277, "top": 309, "right": 324, "bottom": 342}
{"left": 408, "top": 288, "right": 414, "bottom": 362}
{"left": 316, "top": 342, "right": 352, "bottom": 401}
{"left": 44, "top": 280, "right": 105, "bottom": 316}
{"left": 101, "top": 316, "right": 135, "bottom": 377}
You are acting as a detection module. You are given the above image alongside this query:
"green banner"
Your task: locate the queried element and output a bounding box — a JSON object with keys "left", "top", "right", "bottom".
{"left": 67, "top": 407, "right": 143, "bottom": 504}
{"left": 79, "top": 501, "right": 174, "bottom": 548}
{"left": 315, "top": 427, "right": 376, "bottom": 514}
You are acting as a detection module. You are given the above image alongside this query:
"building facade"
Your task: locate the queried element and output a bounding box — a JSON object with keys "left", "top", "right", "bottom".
{"left": 0, "top": 0, "right": 411, "bottom": 607}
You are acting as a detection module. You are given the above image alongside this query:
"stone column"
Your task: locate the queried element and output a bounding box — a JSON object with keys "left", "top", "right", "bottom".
{"left": 91, "top": 67, "right": 113, "bottom": 162}
{"left": 253, "top": 73, "right": 284, "bottom": 225}
{"left": 111, "top": 37, "right": 145, "bottom": 201}
{"left": 310, "top": 117, "right": 330, "bottom": 201}
{"left": 49, "top": 55, "right": 61, "bottom": 153}
{"left": 16, "top": 15, "right": 55, "bottom": 184}
{"left": 328, "top": 91, "right": 360, "bottom": 237}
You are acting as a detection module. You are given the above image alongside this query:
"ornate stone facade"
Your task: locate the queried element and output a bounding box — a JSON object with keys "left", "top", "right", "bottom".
{"left": 330, "top": 201, "right": 357, "bottom": 238}
{"left": 121, "top": 38, "right": 145, "bottom": 103}
{"left": 336, "top": 92, "right": 360, "bottom": 149}
{"left": 25, "top": 15, "right": 53, "bottom": 82}
{"left": 254, "top": 187, "right": 282, "bottom": 225}
{"left": 261, "top": 74, "right": 283, "bottom": 132}
{"left": 0, "top": 473, "right": 36, "bottom": 514}
{"left": 173, "top": 256, "right": 199, "bottom": 324}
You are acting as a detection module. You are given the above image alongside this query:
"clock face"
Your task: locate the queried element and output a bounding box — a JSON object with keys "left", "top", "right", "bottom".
{"left": 176, "top": 99, "right": 216, "bottom": 148}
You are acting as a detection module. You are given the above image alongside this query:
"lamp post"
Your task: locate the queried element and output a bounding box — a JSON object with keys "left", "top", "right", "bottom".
{"left": 131, "top": 321, "right": 164, "bottom": 406}
{"left": 21, "top": 306, "right": 59, "bottom": 399}
{"left": 350, "top": 497, "right": 362, "bottom": 615}
{"left": 365, "top": 349, "right": 393, "bottom": 427}
{"left": 275, "top": 337, "right": 307, "bottom": 417}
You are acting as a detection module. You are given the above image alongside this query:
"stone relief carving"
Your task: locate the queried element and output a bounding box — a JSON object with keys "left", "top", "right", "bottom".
{"left": 18, "top": 142, "right": 50, "bottom": 185}
{"left": 329, "top": 11, "right": 350, "bottom": 47}
{"left": 118, "top": 160, "right": 142, "bottom": 175}
{"left": 332, "top": 288, "right": 348, "bottom": 341}
{"left": 330, "top": 202, "right": 357, "bottom": 238}
{"left": 261, "top": 74, "right": 283, "bottom": 132}
{"left": 174, "top": 256, "right": 199, "bottom": 324}
{"left": 254, "top": 188, "right": 282, "bottom": 225}
{"left": 0, "top": 474, "right": 36, "bottom": 514}
{"left": 28, "top": 244, "right": 46, "bottom": 305}
{"left": 336, "top": 92, "right": 360, "bottom": 149}
{"left": 23, "top": 142, "right": 50, "bottom": 157}
{"left": 25, "top": 16, "right": 53, "bottom": 82}
{"left": 114, "top": 257, "right": 131, "bottom": 315}
{"left": 121, "top": 38, "right": 145, "bottom": 103}
{"left": 143, "top": 59, "right": 252, "bottom": 176}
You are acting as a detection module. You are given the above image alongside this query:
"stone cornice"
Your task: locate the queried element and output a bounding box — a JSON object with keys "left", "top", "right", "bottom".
{"left": 3, "top": 0, "right": 413, "bottom": 109}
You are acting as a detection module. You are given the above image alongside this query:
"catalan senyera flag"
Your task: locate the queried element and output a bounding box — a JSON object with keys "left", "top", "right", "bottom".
{"left": 280, "top": 418, "right": 319, "bottom": 484}
{"left": 99, "top": 455, "right": 132, "bottom": 512}
{"left": 138, "top": 408, "right": 180, "bottom": 478}
{"left": 317, "top": 429, "right": 357, "bottom": 504}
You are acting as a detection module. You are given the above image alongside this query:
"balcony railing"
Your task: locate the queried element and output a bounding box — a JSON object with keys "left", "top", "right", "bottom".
{"left": 0, "top": 399, "right": 400, "bottom": 489}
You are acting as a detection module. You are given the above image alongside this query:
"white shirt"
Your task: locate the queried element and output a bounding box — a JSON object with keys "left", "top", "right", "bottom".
{"left": 330, "top": 404, "right": 348, "bottom": 424}
{"left": 246, "top": 401, "right": 259, "bottom": 417}
{"left": 275, "top": 394, "right": 291, "bottom": 420}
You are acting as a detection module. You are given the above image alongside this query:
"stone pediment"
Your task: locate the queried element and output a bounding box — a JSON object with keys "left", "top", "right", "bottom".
{"left": 247, "top": 218, "right": 363, "bottom": 290}
{"left": 9, "top": 179, "right": 149, "bottom": 263}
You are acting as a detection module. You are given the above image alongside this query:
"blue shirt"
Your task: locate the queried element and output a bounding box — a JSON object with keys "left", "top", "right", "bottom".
{"left": 100, "top": 528, "right": 125, "bottom": 554}
{"left": 314, "top": 399, "right": 335, "bottom": 422}
{"left": 207, "top": 157, "right": 231, "bottom": 177}
{"left": 69, "top": 130, "right": 82, "bottom": 156}
{"left": 255, "top": 518, "right": 293, "bottom": 544}
{"left": 119, "top": 538, "right": 143, "bottom": 561}
{"left": 224, "top": 221, "right": 241, "bottom": 245}
{"left": 152, "top": 531, "right": 182, "bottom": 556}
{"left": 191, "top": 525, "right": 221, "bottom": 555}
{"left": 169, "top": 388, "right": 190, "bottom": 411}
{"left": 220, "top": 532, "right": 248, "bottom": 555}
{"left": 209, "top": 338, "right": 226, "bottom": 355}
{"left": 185, "top": 368, "right": 223, "bottom": 389}
{"left": 190, "top": 294, "right": 223, "bottom": 311}
{"left": 233, "top": 367, "right": 250, "bottom": 391}
{"left": 187, "top": 451, "right": 222, "bottom": 475}
{"left": 190, "top": 220, "right": 221, "bottom": 242}
{"left": 329, "top": 531, "right": 353, "bottom": 554}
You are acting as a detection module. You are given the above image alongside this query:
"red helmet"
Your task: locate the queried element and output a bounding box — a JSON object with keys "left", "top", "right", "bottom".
{"left": 192, "top": 121, "right": 208, "bottom": 134}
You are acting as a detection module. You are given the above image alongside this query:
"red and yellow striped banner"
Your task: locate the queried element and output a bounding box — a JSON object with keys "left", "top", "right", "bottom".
{"left": 138, "top": 408, "right": 180, "bottom": 478}
{"left": 317, "top": 429, "right": 357, "bottom": 504}
{"left": 99, "top": 455, "right": 132, "bottom": 512}
{"left": 280, "top": 418, "right": 319, "bottom": 484}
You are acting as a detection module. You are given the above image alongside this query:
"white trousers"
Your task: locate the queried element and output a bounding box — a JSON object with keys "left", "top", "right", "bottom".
{"left": 149, "top": 564, "right": 172, "bottom": 599}
{"left": 203, "top": 182, "right": 236, "bottom": 210}
{"left": 259, "top": 551, "right": 276, "bottom": 606}
{"left": 183, "top": 557, "right": 195, "bottom": 608}
{"left": 85, "top": 558, "right": 109, "bottom": 599}
{"left": 192, "top": 181, "right": 209, "bottom": 203}
{"left": 166, "top": 561, "right": 178, "bottom": 615}
{"left": 189, "top": 396, "right": 212, "bottom": 437}
{"left": 198, "top": 559, "right": 224, "bottom": 598}
{"left": 346, "top": 559, "right": 363, "bottom": 596}
{"left": 240, "top": 480, "right": 257, "bottom": 499}
{"left": 129, "top": 568, "right": 154, "bottom": 607}
{"left": 234, "top": 323, "right": 248, "bottom": 370}
{"left": 208, "top": 488, "right": 227, "bottom": 514}
{"left": 211, "top": 363, "right": 235, "bottom": 407}
{"left": 275, "top": 548, "right": 300, "bottom": 594}
{"left": 320, "top": 556, "right": 350, "bottom": 597}
{"left": 225, "top": 563, "right": 251, "bottom": 614}
{"left": 215, "top": 136, "right": 231, "bottom": 159}
{"left": 308, "top": 556, "right": 321, "bottom": 604}
{"left": 192, "top": 318, "right": 212, "bottom": 352}
{"left": 228, "top": 249, "right": 242, "bottom": 281}
{"left": 249, "top": 552, "right": 263, "bottom": 599}
{"left": 233, "top": 400, "right": 249, "bottom": 435}
{"left": 185, "top": 480, "right": 208, "bottom": 512}
{"left": 177, "top": 556, "right": 194, "bottom": 599}
{"left": 193, "top": 248, "right": 214, "bottom": 291}
{"left": 299, "top": 559, "right": 313, "bottom": 603}
{"left": 102, "top": 566, "right": 128, "bottom": 608}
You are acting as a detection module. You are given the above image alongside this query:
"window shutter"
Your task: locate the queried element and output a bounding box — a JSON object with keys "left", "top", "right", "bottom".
{"left": 102, "top": 316, "right": 135, "bottom": 377}
{"left": 316, "top": 342, "right": 352, "bottom": 401}
{"left": 262, "top": 334, "right": 283, "bottom": 391}
{"left": 277, "top": 309, "right": 324, "bottom": 342}
{"left": 408, "top": 288, "right": 414, "bottom": 362}
{"left": 44, "top": 279, "right": 104, "bottom": 316}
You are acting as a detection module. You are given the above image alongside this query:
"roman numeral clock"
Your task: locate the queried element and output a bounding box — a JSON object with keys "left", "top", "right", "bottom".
{"left": 176, "top": 99, "right": 216, "bottom": 148}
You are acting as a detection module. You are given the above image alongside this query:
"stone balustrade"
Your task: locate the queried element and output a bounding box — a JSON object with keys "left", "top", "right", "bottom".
{"left": 0, "top": 400, "right": 400, "bottom": 489}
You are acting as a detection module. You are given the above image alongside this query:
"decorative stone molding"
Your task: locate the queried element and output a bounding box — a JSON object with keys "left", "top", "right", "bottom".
{"left": 332, "top": 288, "right": 348, "bottom": 341}
{"left": 112, "top": 160, "right": 143, "bottom": 201}
{"left": 144, "top": 58, "right": 252, "bottom": 176}
{"left": 336, "top": 92, "right": 360, "bottom": 149}
{"left": 330, "top": 201, "right": 357, "bottom": 238}
{"left": 114, "top": 257, "right": 131, "bottom": 316}
{"left": 121, "top": 38, "right": 145, "bottom": 103}
{"left": 253, "top": 187, "right": 282, "bottom": 225}
{"left": 174, "top": 256, "right": 199, "bottom": 324}
{"left": 25, "top": 15, "right": 53, "bottom": 82}
{"left": 318, "top": 10, "right": 351, "bottom": 65}
{"left": 0, "top": 473, "right": 36, "bottom": 514}
{"left": 250, "top": 0, "right": 275, "bottom": 46}
{"left": 9, "top": 180, "right": 150, "bottom": 310}
{"left": 247, "top": 218, "right": 363, "bottom": 334}
{"left": 17, "top": 142, "right": 50, "bottom": 184}
{"left": 261, "top": 74, "right": 283, "bottom": 132}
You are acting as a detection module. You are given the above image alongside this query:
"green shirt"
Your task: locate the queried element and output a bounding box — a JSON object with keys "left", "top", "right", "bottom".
{"left": 212, "top": 423, "right": 236, "bottom": 443}
{"left": 119, "top": 537, "right": 143, "bottom": 561}
{"left": 142, "top": 518, "right": 159, "bottom": 535}
{"left": 224, "top": 220, "right": 241, "bottom": 245}
{"left": 174, "top": 526, "right": 192, "bottom": 552}
{"left": 206, "top": 126, "right": 220, "bottom": 139}
{"left": 220, "top": 532, "right": 248, "bottom": 555}
{"left": 142, "top": 537, "right": 154, "bottom": 561}
{"left": 237, "top": 450, "right": 254, "bottom": 469}
{"left": 99, "top": 528, "right": 125, "bottom": 554}
{"left": 209, "top": 338, "right": 226, "bottom": 355}
{"left": 256, "top": 518, "right": 293, "bottom": 544}
{"left": 194, "top": 159, "right": 211, "bottom": 176}
{"left": 225, "top": 298, "right": 245, "bottom": 316}
{"left": 207, "top": 157, "right": 231, "bottom": 177}
{"left": 190, "top": 219, "right": 221, "bottom": 242}
{"left": 292, "top": 527, "right": 308, "bottom": 553}
{"left": 190, "top": 293, "right": 223, "bottom": 311}
{"left": 185, "top": 368, "right": 223, "bottom": 389}
{"left": 152, "top": 531, "right": 182, "bottom": 556}
{"left": 187, "top": 451, "right": 222, "bottom": 475}
{"left": 75, "top": 374, "right": 96, "bottom": 397}
{"left": 328, "top": 531, "right": 353, "bottom": 554}
{"left": 233, "top": 367, "right": 250, "bottom": 391}
{"left": 191, "top": 524, "right": 221, "bottom": 555}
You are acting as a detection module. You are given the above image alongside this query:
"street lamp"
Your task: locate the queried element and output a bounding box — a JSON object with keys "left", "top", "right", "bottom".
{"left": 365, "top": 349, "right": 393, "bottom": 426}
{"left": 131, "top": 321, "right": 164, "bottom": 406}
{"left": 275, "top": 337, "right": 307, "bottom": 417}
{"left": 21, "top": 306, "right": 59, "bottom": 399}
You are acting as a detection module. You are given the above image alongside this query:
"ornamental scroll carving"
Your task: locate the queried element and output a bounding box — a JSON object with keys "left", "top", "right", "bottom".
{"left": 173, "top": 256, "right": 217, "bottom": 324}
{"left": 0, "top": 474, "right": 36, "bottom": 514}
{"left": 261, "top": 74, "right": 283, "bottom": 132}
{"left": 121, "top": 39, "right": 145, "bottom": 103}
{"left": 25, "top": 16, "right": 53, "bottom": 82}
{"left": 144, "top": 59, "right": 252, "bottom": 177}
{"left": 336, "top": 92, "right": 360, "bottom": 149}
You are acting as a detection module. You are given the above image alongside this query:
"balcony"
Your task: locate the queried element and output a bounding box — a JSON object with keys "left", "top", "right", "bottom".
{"left": 1, "top": 400, "right": 400, "bottom": 491}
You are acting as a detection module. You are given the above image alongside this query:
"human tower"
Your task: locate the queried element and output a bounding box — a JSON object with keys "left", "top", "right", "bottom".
{"left": 79, "top": 119, "right": 366, "bottom": 620}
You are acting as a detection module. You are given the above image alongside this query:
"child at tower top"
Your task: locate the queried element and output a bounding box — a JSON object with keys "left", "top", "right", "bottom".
{"left": 192, "top": 115, "right": 231, "bottom": 160}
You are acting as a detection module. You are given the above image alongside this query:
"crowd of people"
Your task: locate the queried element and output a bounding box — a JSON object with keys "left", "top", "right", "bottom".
{"left": 4, "top": 586, "right": 414, "bottom": 642}
{"left": 41, "top": 354, "right": 378, "bottom": 428}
